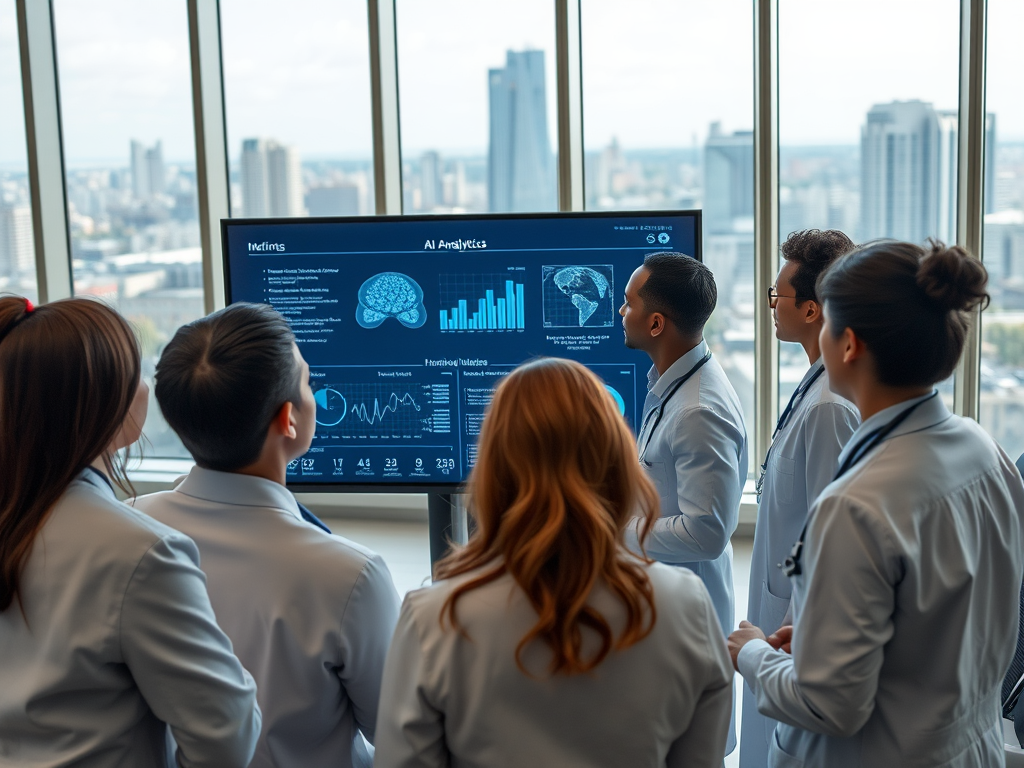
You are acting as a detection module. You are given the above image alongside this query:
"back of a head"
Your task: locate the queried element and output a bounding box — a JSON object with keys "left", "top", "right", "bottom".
{"left": 817, "top": 240, "right": 989, "bottom": 387}
{"left": 436, "top": 357, "right": 660, "bottom": 676}
{"left": 639, "top": 252, "right": 717, "bottom": 337}
{"left": 155, "top": 302, "right": 302, "bottom": 472}
{"left": 780, "top": 229, "right": 855, "bottom": 303}
{"left": 0, "top": 297, "right": 141, "bottom": 612}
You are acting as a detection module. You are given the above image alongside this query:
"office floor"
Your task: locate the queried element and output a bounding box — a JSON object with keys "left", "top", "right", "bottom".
{"left": 326, "top": 517, "right": 752, "bottom": 767}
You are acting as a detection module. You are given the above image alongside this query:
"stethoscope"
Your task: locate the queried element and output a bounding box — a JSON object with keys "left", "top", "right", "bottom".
{"left": 638, "top": 351, "right": 712, "bottom": 466}
{"left": 781, "top": 391, "right": 939, "bottom": 578}
{"left": 756, "top": 362, "right": 826, "bottom": 501}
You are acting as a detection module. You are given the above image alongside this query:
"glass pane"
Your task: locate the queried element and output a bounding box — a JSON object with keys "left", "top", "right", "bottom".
{"left": 0, "top": 1, "right": 38, "bottom": 303}
{"left": 396, "top": 0, "right": 558, "bottom": 213}
{"left": 980, "top": 0, "right": 1024, "bottom": 461}
{"left": 779, "top": 0, "right": 961, "bottom": 408}
{"left": 53, "top": 0, "right": 202, "bottom": 459}
{"left": 221, "top": 0, "right": 374, "bottom": 218}
{"left": 582, "top": 0, "right": 755, "bottom": 478}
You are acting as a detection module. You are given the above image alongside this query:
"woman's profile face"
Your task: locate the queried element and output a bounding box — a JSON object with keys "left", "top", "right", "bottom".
{"left": 819, "top": 306, "right": 854, "bottom": 402}
{"left": 111, "top": 376, "right": 150, "bottom": 453}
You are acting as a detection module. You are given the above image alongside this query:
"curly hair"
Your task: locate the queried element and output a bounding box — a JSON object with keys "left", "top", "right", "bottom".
{"left": 781, "top": 229, "right": 855, "bottom": 304}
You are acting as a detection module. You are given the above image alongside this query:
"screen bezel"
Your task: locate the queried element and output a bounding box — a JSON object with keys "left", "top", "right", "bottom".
{"left": 222, "top": 209, "right": 703, "bottom": 493}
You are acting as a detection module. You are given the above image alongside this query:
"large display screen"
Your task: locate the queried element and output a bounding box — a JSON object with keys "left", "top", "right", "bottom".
{"left": 223, "top": 211, "right": 701, "bottom": 491}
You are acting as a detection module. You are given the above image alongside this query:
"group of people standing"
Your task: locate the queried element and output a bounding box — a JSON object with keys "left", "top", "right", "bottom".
{"left": 0, "top": 231, "right": 1020, "bottom": 768}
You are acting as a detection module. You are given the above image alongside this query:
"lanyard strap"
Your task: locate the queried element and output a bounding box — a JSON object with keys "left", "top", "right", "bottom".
{"left": 782, "top": 392, "right": 937, "bottom": 578}
{"left": 756, "top": 363, "right": 826, "bottom": 500}
{"left": 638, "top": 351, "right": 712, "bottom": 464}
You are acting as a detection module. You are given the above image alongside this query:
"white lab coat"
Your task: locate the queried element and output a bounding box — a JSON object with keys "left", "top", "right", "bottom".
{"left": 0, "top": 470, "right": 261, "bottom": 768}
{"left": 374, "top": 560, "right": 734, "bottom": 768}
{"left": 741, "top": 360, "right": 858, "bottom": 768}
{"left": 738, "top": 393, "right": 1024, "bottom": 767}
{"left": 135, "top": 467, "right": 401, "bottom": 768}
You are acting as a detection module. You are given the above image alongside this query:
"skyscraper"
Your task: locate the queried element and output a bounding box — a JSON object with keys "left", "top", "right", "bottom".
{"left": 419, "top": 151, "right": 443, "bottom": 211}
{"left": 703, "top": 122, "right": 754, "bottom": 235}
{"left": 860, "top": 100, "right": 962, "bottom": 244}
{"left": 241, "top": 138, "right": 304, "bottom": 218}
{"left": 0, "top": 203, "right": 34, "bottom": 277}
{"left": 130, "top": 140, "right": 165, "bottom": 200}
{"left": 488, "top": 49, "right": 555, "bottom": 213}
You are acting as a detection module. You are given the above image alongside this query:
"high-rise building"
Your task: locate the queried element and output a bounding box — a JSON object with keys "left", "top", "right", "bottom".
{"left": 130, "top": 140, "right": 165, "bottom": 200}
{"left": 703, "top": 122, "right": 754, "bottom": 235}
{"left": 0, "top": 203, "right": 34, "bottom": 277}
{"left": 419, "top": 151, "right": 443, "bottom": 211}
{"left": 858, "top": 100, "right": 992, "bottom": 245}
{"left": 306, "top": 183, "right": 361, "bottom": 217}
{"left": 487, "top": 49, "right": 555, "bottom": 213}
{"left": 240, "top": 138, "right": 304, "bottom": 218}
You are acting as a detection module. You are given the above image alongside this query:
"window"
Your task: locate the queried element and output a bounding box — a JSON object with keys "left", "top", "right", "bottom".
{"left": 220, "top": 0, "right": 374, "bottom": 219}
{"left": 980, "top": 0, "right": 1024, "bottom": 461}
{"left": 0, "top": 0, "right": 38, "bottom": 303}
{"left": 53, "top": 0, "right": 203, "bottom": 459}
{"left": 396, "top": 0, "right": 558, "bottom": 214}
{"left": 778, "top": 0, "right": 961, "bottom": 407}
{"left": 581, "top": 0, "right": 755, "bottom": 477}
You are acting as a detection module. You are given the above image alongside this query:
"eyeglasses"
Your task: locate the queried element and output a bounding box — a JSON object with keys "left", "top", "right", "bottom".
{"left": 767, "top": 286, "right": 805, "bottom": 309}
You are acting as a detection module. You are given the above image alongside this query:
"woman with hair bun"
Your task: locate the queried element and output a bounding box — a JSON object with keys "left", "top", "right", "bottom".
{"left": 0, "top": 297, "right": 260, "bottom": 767}
{"left": 728, "top": 241, "right": 1024, "bottom": 767}
{"left": 375, "top": 357, "right": 734, "bottom": 768}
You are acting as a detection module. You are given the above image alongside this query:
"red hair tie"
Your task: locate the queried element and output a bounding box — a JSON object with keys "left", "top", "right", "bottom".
{"left": 24, "top": 299, "right": 34, "bottom": 313}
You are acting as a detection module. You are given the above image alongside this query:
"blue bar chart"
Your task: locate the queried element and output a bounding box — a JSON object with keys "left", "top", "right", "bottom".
{"left": 439, "top": 273, "right": 526, "bottom": 331}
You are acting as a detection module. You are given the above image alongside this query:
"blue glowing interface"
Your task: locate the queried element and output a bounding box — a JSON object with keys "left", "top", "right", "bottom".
{"left": 223, "top": 211, "right": 700, "bottom": 488}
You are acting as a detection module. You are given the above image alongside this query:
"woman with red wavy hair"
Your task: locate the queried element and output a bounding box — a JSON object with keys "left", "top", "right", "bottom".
{"left": 375, "top": 357, "right": 733, "bottom": 768}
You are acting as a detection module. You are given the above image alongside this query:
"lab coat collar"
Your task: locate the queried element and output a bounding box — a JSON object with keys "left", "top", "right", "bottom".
{"left": 649, "top": 338, "right": 710, "bottom": 399}
{"left": 175, "top": 466, "right": 303, "bottom": 521}
{"left": 78, "top": 466, "right": 117, "bottom": 500}
{"left": 837, "top": 389, "right": 949, "bottom": 468}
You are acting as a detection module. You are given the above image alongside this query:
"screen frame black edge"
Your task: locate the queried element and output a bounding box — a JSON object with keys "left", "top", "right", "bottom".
{"left": 219, "top": 208, "right": 703, "bottom": 494}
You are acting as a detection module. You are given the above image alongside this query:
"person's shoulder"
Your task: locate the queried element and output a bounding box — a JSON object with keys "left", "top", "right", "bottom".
{"left": 646, "top": 560, "right": 710, "bottom": 605}
{"left": 65, "top": 479, "right": 190, "bottom": 547}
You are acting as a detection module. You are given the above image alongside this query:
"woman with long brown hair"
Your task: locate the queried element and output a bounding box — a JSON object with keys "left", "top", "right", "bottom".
{"left": 0, "top": 296, "right": 261, "bottom": 767}
{"left": 375, "top": 357, "right": 733, "bottom": 768}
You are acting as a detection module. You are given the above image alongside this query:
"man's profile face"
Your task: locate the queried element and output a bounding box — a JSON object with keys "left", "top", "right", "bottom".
{"left": 619, "top": 266, "right": 652, "bottom": 351}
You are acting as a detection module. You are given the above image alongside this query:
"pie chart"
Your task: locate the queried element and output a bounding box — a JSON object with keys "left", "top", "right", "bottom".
{"left": 314, "top": 387, "right": 347, "bottom": 426}
{"left": 604, "top": 385, "right": 626, "bottom": 416}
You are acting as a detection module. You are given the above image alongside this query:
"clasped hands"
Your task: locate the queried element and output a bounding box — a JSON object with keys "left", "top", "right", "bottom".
{"left": 727, "top": 621, "right": 793, "bottom": 671}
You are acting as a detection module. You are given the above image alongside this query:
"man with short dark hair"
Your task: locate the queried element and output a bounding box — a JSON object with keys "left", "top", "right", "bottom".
{"left": 739, "top": 229, "right": 859, "bottom": 768}
{"left": 620, "top": 251, "right": 748, "bottom": 756}
{"left": 135, "top": 302, "right": 401, "bottom": 768}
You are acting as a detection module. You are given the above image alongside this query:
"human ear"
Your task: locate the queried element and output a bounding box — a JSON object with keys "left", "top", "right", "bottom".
{"left": 841, "top": 327, "right": 865, "bottom": 364}
{"left": 274, "top": 401, "right": 298, "bottom": 440}
{"left": 650, "top": 312, "right": 665, "bottom": 338}
{"left": 803, "top": 299, "right": 822, "bottom": 325}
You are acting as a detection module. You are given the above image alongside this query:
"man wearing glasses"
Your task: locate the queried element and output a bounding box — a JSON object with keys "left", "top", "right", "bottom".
{"left": 739, "top": 229, "right": 860, "bottom": 768}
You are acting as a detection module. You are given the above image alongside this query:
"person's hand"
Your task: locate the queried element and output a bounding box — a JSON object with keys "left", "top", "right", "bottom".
{"left": 727, "top": 620, "right": 767, "bottom": 671}
{"left": 767, "top": 625, "right": 793, "bottom": 654}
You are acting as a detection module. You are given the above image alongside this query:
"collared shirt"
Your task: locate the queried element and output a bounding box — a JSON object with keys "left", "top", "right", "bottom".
{"left": 135, "top": 467, "right": 401, "bottom": 768}
{"left": 0, "top": 470, "right": 261, "bottom": 768}
{"left": 375, "top": 561, "right": 734, "bottom": 768}
{"left": 740, "top": 360, "right": 858, "bottom": 768}
{"left": 737, "top": 393, "right": 1024, "bottom": 767}
{"left": 625, "top": 338, "right": 749, "bottom": 637}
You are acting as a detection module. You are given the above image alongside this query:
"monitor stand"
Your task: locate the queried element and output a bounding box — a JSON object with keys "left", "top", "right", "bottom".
{"left": 427, "top": 493, "right": 469, "bottom": 575}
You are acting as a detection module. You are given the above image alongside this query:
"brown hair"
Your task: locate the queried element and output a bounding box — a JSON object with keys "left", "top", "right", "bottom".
{"left": 780, "top": 229, "right": 855, "bottom": 304}
{"left": 0, "top": 297, "right": 141, "bottom": 612}
{"left": 435, "top": 358, "right": 660, "bottom": 675}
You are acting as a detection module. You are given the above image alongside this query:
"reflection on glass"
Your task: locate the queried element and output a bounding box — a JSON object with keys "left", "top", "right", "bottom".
{"left": 581, "top": 0, "right": 755, "bottom": 477}
{"left": 220, "top": 0, "right": 374, "bottom": 219}
{"left": 779, "top": 0, "right": 961, "bottom": 410}
{"left": 980, "top": 0, "right": 1024, "bottom": 460}
{"left": 53, "top": 0, "right": 201, "bottom": 459}
{"left": 0, "top": 0, "right": 38, "bottom": 303}
{"left": 396, "top": 0, "right": 558, "bottom": 214}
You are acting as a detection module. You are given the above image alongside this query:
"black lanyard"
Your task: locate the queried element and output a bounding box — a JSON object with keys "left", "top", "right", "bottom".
{"left": 756, "top": 363, "right": 826, "bottom": 500}
{"left": 638, "top": 351, "right": 712, "bottom": 466}
{"left": 85, "top": 465, "right": 115, "bottom": 494}
{"left": 782, "top": 392, "right": 938, "bottom": 578}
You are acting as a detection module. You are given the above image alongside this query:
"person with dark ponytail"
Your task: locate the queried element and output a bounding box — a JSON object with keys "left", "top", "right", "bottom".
{"left": 727, "top": 241, "right": 1024, "bottom": 767}
{"left": 0, "top": 297, "right": 261, "bottom": 767}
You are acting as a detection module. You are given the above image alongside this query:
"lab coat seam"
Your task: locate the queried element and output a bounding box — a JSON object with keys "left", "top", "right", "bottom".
{"left": 115, "top": 536, "right": 170, "bottom": 663}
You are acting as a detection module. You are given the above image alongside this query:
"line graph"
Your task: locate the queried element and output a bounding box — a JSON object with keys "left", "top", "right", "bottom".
{"left": 312, "top": 381, "right": 450, "bottom": 440}
{"left": 350, "top": 392, "right": 422, "bottom": 425}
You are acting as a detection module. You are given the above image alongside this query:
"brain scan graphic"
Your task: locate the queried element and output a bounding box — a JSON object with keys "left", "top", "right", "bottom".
{"left": 542, "top": 265, "right": 614, "bottom": 328}
{"left": 355, "top": 272, "right": 427, "bottom": 329}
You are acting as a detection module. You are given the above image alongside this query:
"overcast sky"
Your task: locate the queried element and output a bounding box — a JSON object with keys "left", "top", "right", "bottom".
{"left": 2, "top": 0, "right": 1022, "bottom": 167}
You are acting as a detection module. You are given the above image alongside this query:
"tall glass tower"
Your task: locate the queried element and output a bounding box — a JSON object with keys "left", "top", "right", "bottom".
{"left": 487, "top": 50, "right": 556, "bottom": 213}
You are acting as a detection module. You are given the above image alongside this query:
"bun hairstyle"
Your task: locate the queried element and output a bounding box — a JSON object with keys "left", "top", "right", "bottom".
{"left": 435, "top": 357, "right": 660, "bottom": 676}
{"left": 817, "top": 240, "right": 989, "bottom": 387}
{"left": 0, "top": 297, "right": 141, "bottom": 613}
